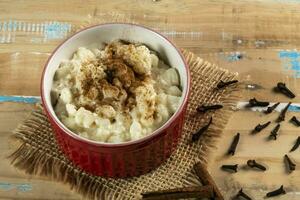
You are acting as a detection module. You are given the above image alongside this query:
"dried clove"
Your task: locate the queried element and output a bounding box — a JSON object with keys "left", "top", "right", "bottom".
{"left": 290, "top": 136, "right": 300, "bottom": 152}
{"left": 227, "top": 133, "right": 240, "bottom": 156}
{"left": 275, "top": 82, "right": 295, "bottom": 98}
{"left": 277, "top": 102, "right": 291, "bottom": 122}
{"left": 266, "top": 185, "right": 286, "bottom": 197}
{"left": 192, "top": 117, "right": 212, "bottom": 142}
{"left": 216, "top": 80, "right": 238, "bottom": 89}
{"left": 221, "top": 164, "right": 238, "bottom": 173}
{"left": 247, "top": 160, "right": 266, "bottom": 171}
{"left": 290, "top": 116, "right": 300, "bottom": 127}
{"left": 234, "top": 188, "right": 252, "bottom": 200}
{"left": 269, "top": 124, "right": 281, "bottom": 140}
{"left": 265, "top": 102, "right": 280, "bottom": 114}
{"left": 197, "top": 104, "right": 223, "bottom": 113}
{"left": 141, "top": 185, "right": 214, "bottom": 200}
{"left": 248, "top": 98, "right": 270, "bottom": 107}
{"left": 284, "top": 154, "right": 296, "bottom": 172}
{"left": 253, "top": 121, "right": 271, "bottom": 133}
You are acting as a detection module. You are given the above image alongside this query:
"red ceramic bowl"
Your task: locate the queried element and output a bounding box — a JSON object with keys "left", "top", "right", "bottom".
{"left": 41, "top": 23, "right": 190, "bottom": 178}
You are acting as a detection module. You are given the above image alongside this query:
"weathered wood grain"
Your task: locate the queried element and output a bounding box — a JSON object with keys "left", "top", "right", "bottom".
{"left": 1, "top": 0, "right": 300, "bottom": 199}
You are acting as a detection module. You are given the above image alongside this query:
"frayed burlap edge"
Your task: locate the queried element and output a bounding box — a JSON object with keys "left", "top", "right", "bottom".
{"left": 9, "top": 106, "right": 117, "bottom": 200}
{"left": 8, "top": 50, "right": 242, "bottom": 200}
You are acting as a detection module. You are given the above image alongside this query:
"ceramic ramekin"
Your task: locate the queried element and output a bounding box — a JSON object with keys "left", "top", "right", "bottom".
{"left": 41, "top": 23, "right": 190, "bottom": 178}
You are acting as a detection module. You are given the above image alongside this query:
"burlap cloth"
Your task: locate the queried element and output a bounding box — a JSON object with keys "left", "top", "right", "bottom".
{"left": 9, "top": 49, "right": 241, "bottom": 199}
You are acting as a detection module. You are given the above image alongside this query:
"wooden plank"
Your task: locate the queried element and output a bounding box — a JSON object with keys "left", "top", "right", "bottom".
{"left": 0, "top": 0, "right": 95, "bottom": 21}
{"left": 0, "top": 103, "right": 82, "bottom": 200}
{"left": 0, "top": 52, "right": 48, "bottom": 96}
{"left": 0, "top": 0, "right": 96, "bottom": 54}
{"left": 200, "top": 49, "right": 300, "bottom": 102}
{"left": 1, "top": 0, "right": 300, "bottom": 53}
{"left": 96, "top": 0, "right": 300, "bottom": 53}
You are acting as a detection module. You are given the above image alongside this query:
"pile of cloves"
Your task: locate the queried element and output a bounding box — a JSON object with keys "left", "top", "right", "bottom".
{"left": 218, "top": 82, "right": 298, "bottom": 198}
{"left": 143, "top": 80, "right": 298, "bottom": 199}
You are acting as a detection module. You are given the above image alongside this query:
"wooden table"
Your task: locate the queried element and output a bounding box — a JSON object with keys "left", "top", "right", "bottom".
{"left": 1, "top": 0, "right": 300, "bottom": 199}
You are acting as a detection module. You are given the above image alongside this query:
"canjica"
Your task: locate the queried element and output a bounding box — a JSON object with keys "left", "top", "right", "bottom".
{"left": 51, "top": 40, "right": 182, "bottom": 143}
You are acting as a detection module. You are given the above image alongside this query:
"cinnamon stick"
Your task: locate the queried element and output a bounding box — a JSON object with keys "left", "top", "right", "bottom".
{"left": 141, "top": 185, "right": 214, "bottom": 200}
{"left": 194, "top": 162, "right": 224, "bottom": 200}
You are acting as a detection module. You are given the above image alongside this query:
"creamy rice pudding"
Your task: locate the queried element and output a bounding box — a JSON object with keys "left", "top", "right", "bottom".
{"left": 51, "top": 41, "right": 182, "bottom": 143}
